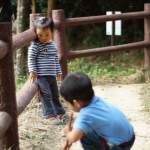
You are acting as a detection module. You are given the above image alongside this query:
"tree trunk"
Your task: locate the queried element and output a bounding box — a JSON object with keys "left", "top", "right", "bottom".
{"left": 31, "top": 0, "right": 36, "bottom": 13}
{"left": 15, "top": 0, "right": 31, "bottom": 78}
{"left": 47, "top": 0, "right": 56, "bottom": 18}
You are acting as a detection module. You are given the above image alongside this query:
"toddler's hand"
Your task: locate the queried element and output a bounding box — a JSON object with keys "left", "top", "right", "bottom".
{"left": 29, "top": 72, "right": 38, "bottom": 83}
{"left": 56, "top": 74, "right": 62, "bottom": 80}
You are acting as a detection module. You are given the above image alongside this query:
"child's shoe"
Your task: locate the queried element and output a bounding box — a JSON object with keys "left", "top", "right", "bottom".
{"left": 47, "top": 117, "right": 60, "bottom": 125}
{"left": 57, "top": 113, "right": 68, "bottom": 121}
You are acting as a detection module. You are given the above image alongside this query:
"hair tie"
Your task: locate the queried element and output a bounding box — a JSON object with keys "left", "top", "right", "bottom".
{"left": 38, "top": 17, "right": 46, "bottom": 23}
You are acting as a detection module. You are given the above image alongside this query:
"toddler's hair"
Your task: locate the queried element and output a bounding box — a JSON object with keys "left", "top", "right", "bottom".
{"left": 33, "top": 17, "right": 54, "bottom": 32}
{"left": 60, "top": 72, "right": 94, "bottom": 105}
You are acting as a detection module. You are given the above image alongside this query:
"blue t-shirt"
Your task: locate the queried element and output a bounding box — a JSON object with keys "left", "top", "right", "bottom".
{"left": 73, "top": 95, "right": 134, "bottom": 145}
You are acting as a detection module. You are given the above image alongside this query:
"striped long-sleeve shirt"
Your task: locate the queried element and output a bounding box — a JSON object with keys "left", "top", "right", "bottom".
{"left": 28, "top": 40, "right": 62, "bottom": 76}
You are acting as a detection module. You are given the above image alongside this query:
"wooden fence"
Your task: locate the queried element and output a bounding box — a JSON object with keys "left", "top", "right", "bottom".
{"left": 0, "top": 3, "right": 150, "bottom": 149}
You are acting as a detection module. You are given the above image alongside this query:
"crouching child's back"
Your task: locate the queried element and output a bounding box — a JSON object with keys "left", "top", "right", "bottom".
{"left": 60, "top": 72, "right": 135, "bottom": 150}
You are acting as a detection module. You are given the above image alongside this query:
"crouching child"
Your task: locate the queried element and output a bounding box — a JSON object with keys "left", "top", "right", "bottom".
{"left": 60, "top": 72, "right": 135, "bottom": 150}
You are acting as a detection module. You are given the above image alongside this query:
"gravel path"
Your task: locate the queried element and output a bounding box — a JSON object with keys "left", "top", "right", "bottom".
{"left": 71, "top": 84, "right": 150, "bottom": 150}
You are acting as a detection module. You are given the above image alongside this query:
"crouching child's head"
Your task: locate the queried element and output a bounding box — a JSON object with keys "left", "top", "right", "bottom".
{"left": 60, "top": 72, "right": 94, "bottom": 112}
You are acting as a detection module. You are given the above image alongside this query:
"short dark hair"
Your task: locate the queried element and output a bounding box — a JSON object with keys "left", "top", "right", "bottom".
{"left": 33, "top": 17, "right": 54, "bottom": 32}
{"left": 60, "top": 72, "right": 94, "bottom": 105}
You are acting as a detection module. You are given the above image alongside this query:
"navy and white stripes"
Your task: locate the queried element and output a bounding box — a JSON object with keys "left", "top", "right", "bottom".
{"left": 28, "top": 40, "right": 62, "bottom": 76}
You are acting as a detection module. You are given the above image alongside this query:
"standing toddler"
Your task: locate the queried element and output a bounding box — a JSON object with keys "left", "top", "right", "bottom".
{"left": 28, "top": 17, "right": 66, "bottom": 125}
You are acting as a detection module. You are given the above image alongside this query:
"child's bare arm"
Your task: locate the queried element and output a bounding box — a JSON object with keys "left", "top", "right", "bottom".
{"left": 64, "top": 125, "right": 84, "bottom": 143}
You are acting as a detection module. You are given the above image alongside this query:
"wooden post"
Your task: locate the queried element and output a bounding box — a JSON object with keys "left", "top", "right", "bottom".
{"left": 0, "top": 139, "right": 3, "bottom": 150}
{"left": 0, "top": 81, "right": 39, "bottom": 140}
{"left": 52, "top": 9, "right": 68, "bottom": 79}
{"left": 0, "top": 23, "right": 19, "bottom": 149}
{"left": 144, "top": 3, "right": 150, "bottom": 67}
{"left": 111, "top": 12, "right": 115, "bottom": 63}
{"left": 30, "top": 13, "right": 46, "bottom": 29}
{"left": 144, "top": 3, "right": 150, "bottom": 82}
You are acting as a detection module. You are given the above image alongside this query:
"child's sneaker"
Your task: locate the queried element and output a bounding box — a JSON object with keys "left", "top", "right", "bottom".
{"left": 57, "top": 113, "right": 68, "bottom": 121}
{"left": 46, "top": 117, "right": 60, "bottom": 125}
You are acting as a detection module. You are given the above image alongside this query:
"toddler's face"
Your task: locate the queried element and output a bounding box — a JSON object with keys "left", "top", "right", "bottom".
{"left": 36, "top": 28, "right": 53, "bottom": 44}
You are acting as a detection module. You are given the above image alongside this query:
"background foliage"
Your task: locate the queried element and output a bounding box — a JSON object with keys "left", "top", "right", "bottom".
{"left": 55, "top": 0, "right": 148, "bottom": 50}
{"left": 0, "top": 0, "right": 149, "bottom": 78}
{"left": 1, "top": 0, "right": 149, "bottom": 49}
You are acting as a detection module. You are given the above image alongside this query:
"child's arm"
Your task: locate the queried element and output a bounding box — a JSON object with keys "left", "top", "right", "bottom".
{"left": 64, "top": 125, "right": 84, "bottom": 143}
{"left": 28, "top": 43, "right": 38, "bottom": 81}
{"left": 56, "top": 74, "right": 62, "bottom": 80}
{"left": 29, "top": 71, "right": 38, "bottom": 83}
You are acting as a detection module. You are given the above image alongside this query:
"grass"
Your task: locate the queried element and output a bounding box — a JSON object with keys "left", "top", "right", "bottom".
{"left": 13, "top": 57, "right": 150, "bottom": 150}
{"left": 68, "top": 58, "right": 136, "bottom": 78}
{"left": 15, "top": 76, "right": 28, "bottom": 91}
{"left": 15, "top": 58, "right": 137, "bottom": 90}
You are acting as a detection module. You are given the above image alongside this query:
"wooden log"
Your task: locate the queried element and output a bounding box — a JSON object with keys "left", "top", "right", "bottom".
{"left": 0, "top": 29, "right": 36, "bottom": 60}
{"left": 30, "top": 13, "right": 46, "bottom": 29}
{"left": 13, "top": 29, "right": 36, "bottom": 52}
{"left": 17, "top": 80, "right": 38, "bottom": 116}
{"left": 0, "top": 112, "right": 12, "bottom": 139}
{"left": 0, "top": 40, "right": 9, "bottom": 59}
{"left": 67, "top": 41, "right": 150, "bottom": 60}
{"left": 53, "top": 10, "right": 68, "bottom": 79}
{"left": 143, "top": 3, "right": 150, "bottom": 82}
{"left": 0, "top": 139, "right": 4, "bottom": 150}
{"left": 65, "top": 11, "right": 150, "bottom": 27}
{"left": 0, "top": 80, "right": 38, "bottom": 139}
{"left": 0, "top": 23, "right": 19, "bottom": 150}
{"left": 144, "top": 3, "right": 150, "bottom": 67}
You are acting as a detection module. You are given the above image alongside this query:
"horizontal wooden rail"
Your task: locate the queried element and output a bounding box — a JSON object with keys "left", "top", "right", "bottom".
{"left": 0, "top": 23, "right": 11, "bottom": 60}
{"left": 0, "top": 29, "right": 36, "bottom": 60}
{"left": 0, "top": 80, "right": 38, "bottom": 138}
{"left": 0, "top": 112, "right": 12, "bottom": 139}
{"left": 13, "top": 29, "right": 36, "bottom": 52}
{"left": 0, "top": 40, "right": 9, "bottom": 59}
{"left": 17, "top": 80, "right": 38, "bottom": 116}
{"left": 67, "top": 41, "right": 150, "bottom": 59}
{"left": 65, "top": 11, "right": 150, "bottom": 27}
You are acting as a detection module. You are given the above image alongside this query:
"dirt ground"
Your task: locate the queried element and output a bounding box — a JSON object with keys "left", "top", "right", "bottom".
{"left": 18, "top": 75, "right": 150, "bottom": 150}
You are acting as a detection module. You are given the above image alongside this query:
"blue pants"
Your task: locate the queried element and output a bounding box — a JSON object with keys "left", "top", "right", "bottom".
{"left": 36, "top": 76, "right": 66, "bottom": 119}
{"left": 80, "top": 130, "right": 135, "bottom": 150}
